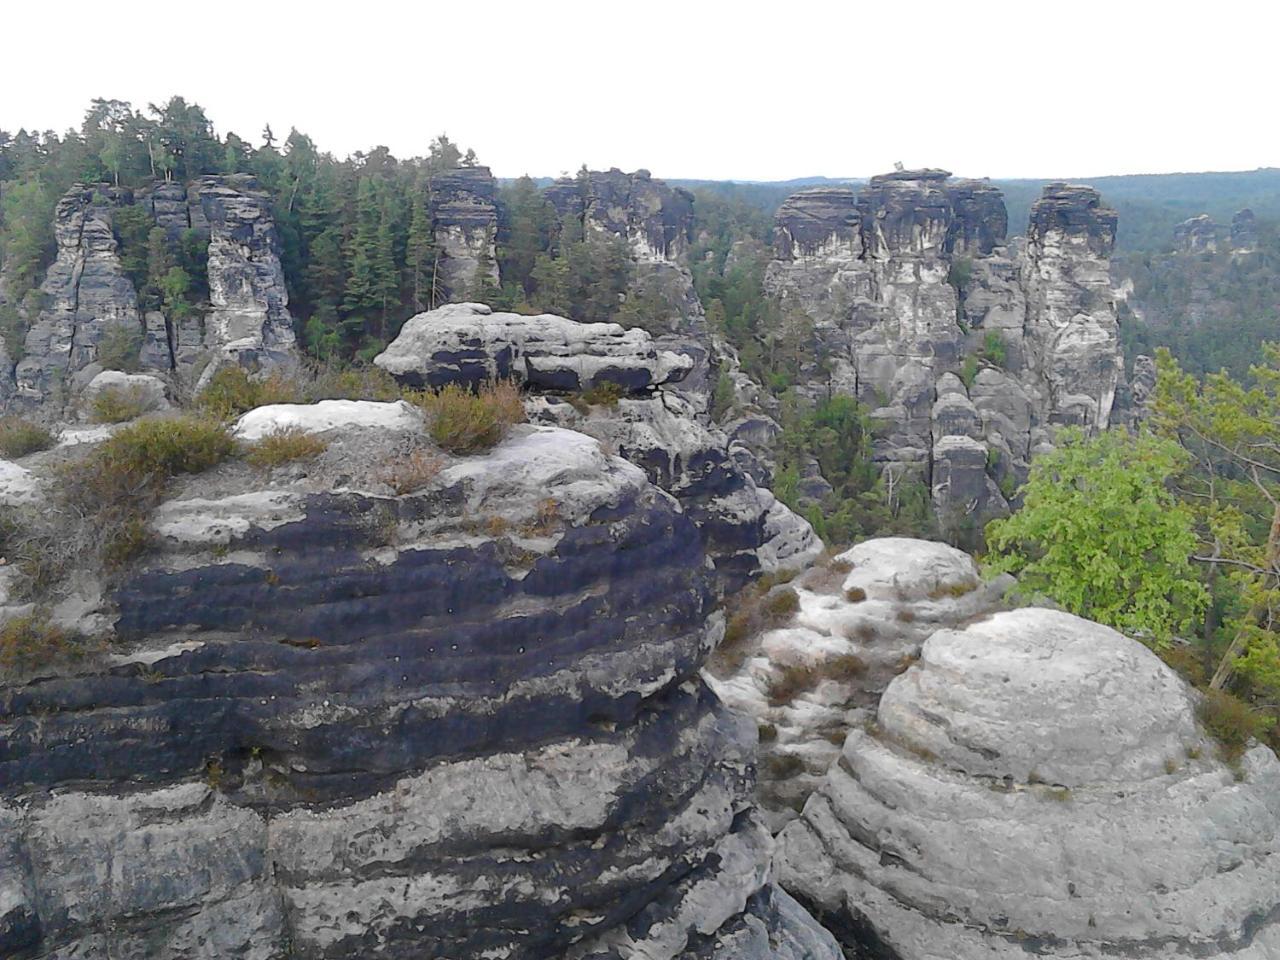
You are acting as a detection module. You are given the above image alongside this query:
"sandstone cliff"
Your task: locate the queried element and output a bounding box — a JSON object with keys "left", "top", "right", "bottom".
{"left": 0, "top": 406, "right": 839, "bottom": 960}
{"left": 7, "top": 176, "right": 299, "bottom": 416}
{"left": 764, "top": 172, "right": 1126, "bottom": 525}
{"left": 374, "top": 302, "right": 821, "bottom": 590}
{"left": 428, "top": 165, "right": 499, "bottom": 302}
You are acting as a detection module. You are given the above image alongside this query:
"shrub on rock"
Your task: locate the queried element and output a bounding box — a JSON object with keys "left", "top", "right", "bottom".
{"left": 410, "top": 381, "right": 525, "bottom": 454}
{"left": 0, "top": 417, "right": 55, "bottom": 458}
{"left": 244, "top": 427, "right": 328, "bottom": 468}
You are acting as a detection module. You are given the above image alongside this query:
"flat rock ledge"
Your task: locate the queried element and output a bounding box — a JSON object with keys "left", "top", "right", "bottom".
{"left": 776, "top": 607, "right": 1280, "bottom": 960}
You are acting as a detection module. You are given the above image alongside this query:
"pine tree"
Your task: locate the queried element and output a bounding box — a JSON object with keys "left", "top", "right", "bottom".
{"left": 405, "top": 175, "right": 437, "bottom": 312}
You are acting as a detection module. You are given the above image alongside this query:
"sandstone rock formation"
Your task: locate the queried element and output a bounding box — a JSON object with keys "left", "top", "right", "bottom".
{"left": 1231, "top": 208, "right": 1259, "bottom": 252}
{"left": 1172, "top": 213, "right": 1220, "bottom": 252}
{"left": 527, "top": 394, "right": 822, "bottom": 589}
{"left": 14, "top": 185, "right": 140, "bottom": 409}
{"left": 776, "top": 607, "right": 1280, "bottom": 959}
{"left": 764, "top": 172, "right": 1125, "bottom": 525}
{"left": 196, "top": 174, "right": 298, "bottom": 379}
{"left": 706, "top": 538, "right": 1010, "bottom": 827}
{"left": 544, "top": 168, "right": 708, "bottom": 370}
{"left": 374, "top": 302, "right": 820, "bottom": 591}
{"left": 0, "top": 413, "right": 839, "bottom": 960}
{"left": 428, "top": 166, "right": 499, "bottom": 301}
{"left": 374, "top": 301, "right": 693, "bottom": 391}
{"left": 7, "top": 176, "right": 299, "bottom": 416}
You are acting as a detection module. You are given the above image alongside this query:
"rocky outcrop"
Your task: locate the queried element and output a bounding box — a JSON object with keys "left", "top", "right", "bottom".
{"left": 706, "top": 538, "right": 1010, "bottom": 827}
{"left": 527, "top": 394, "right": 822, "bottom": 590}
{"left": 14, "top": 185, "right": 140, "bottom": 410}
{"left": 373, "top": 302, "right": 694, "bottom": 391}
{"left": 0, "top": 413, "right": 839, "bottom": 960}
{"left": 764, "top": 172, "right": 1125, "bottom": 524}
{"left": 197, "top": 174, "right": 298, "bottom": 378}
{"left": 545, "top": 169, "right": 707, "bottom": 359}
{"left": 1172, "top": 213, "right": 1219, "bottom": 253}
{"left": 8, "top": 176, "right": 299, "bottom": 417}
{"left": 546, "top": 168, "right": 694, "bottom": 264}
{"left": 428, "top": 166, "right": 499, "bottom": 301}
{"left": 776, "top": 607, "right": 1280, "bottom": 959}
{"left": 374, "top": 302, "right": 821, "bottom": 591}
{"left": 1232, "top": 208, "right": 1259, "bottom": 253}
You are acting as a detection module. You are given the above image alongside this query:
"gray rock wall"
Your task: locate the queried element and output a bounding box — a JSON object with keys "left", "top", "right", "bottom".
{"left": 765, "top": 172, "right": 1126, "bottom": 523}
{"left": 0, "top": 416, "right": 839, "bottom": 960}
{"left": 428, "top": 165, "right": 499, "bottom": 302}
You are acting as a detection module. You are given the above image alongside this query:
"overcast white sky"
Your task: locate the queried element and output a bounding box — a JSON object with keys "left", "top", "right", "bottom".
{"left": 2, "top": 0, "right": 1276, "bottom": 181}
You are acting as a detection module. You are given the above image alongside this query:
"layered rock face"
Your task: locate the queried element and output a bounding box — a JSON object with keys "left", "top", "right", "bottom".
{"left": 14, "top": 185, "right": 141, "bottom": 409}
{"left": 428, "top": 166, "right": 499, "bottom": 301}
{"left": 706, "top": 538, "right": 1010, "bottom": 826}
{"left": 196, "top": 174, "right": 298, "bottom": 376}
{"left": 7, "top": 176, "right": 299, "bottom": 415}
{"left": 765, "top": 172, "right": 1125, "bottom": 522}
{"left": 776, "top": 607, "right": 1280, "bottom": 959}
{"left": 374, "top": 301, "right": 693, "bottom": 391}
{"left": 374, "top": 303, "right": 822, "bottom": 591}
{"left": 0, "top": 410, "right": 839, "bottom": 959}
{"left": 545, "top": 169, "right": 706, "bottom": 352}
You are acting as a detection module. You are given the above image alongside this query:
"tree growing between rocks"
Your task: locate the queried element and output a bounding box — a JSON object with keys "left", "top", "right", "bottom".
{"left": 984, "top": 427, "right": 1207, "bottom": 644}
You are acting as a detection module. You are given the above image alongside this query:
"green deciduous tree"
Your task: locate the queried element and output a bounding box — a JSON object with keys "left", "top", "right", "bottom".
{"left": 1151, "top": 346, "right": 1280, "bottom": 693}
{"left": 985, "top": 427, "right": 1208, "bottom": 644}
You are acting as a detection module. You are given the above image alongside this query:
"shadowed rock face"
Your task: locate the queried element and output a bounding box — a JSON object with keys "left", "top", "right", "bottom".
{"left": 0, "top": 418, "right": 839, "bottom": 960}
{"left": 429, "top": 166, "right": 499, "bottom": 301}
{"left": 545, "top": 168, "right": 694, "bottom": 264}
{"left": 775, "top": 607, "right": 1280, "bottom": 960}
{"left": 764, "top": 173, "right": 1124, "bottom": 525}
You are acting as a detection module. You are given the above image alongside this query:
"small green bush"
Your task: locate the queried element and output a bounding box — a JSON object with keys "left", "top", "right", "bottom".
{"left": 579, "top": 380, "right": 626, "bottom": 408}
{"left": 304, "top": 363, "right": 400, "bottom": 402}
{"left": 96, "top": 324, "right": 143, "bottom": 373}
{"left": 0, "top": 417, "right": 55, "bottom": 458}
{"left": 763, "top": 587, "right": 800, "bottom": 621}
{"left": 61, "top": 415, "right": 235, "bottom": 567}
{"left": 845, "top": 586, "right": 867, "bottom": 603}
{"left": 1197, "top": 688, "right": 1268, "bottom": 763}
{"left": 410, "top": 381, "right": 525, "bottom": 455}
{"left": 0, "top": 614, "right": 84, "bottom": 680}
{"left": 91, "top": 385, "right": 151, "bottom": 423}
{"left": 197, "top": 367, "right": 303, "bottom": 422}
{"left": 245, "top": 427, "right": 328, "bottom": 468}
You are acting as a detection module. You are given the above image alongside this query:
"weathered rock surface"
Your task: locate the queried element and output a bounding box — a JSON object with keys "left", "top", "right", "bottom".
{"left": 707, "top": 538, "right": 1010, "bottom": 827}
{"left": 8, "top": 176, "right": 300, "bottom": 417}
{"left": 776, "top": 607, "right": 1280, "bottom": 959}
{"left": 14, "top": 185, "right": 140, "bottom": 410}
{"left": 197, "top": 174, "right": 298, "bottom": 378}
{"left": 0, "top": 414, "right": 838, "bottom": 959}
{"left": 82, "top": 369, "right": 171, "bottom": 418}
{"left": 1173, "top": 213, "right": 1219, "bottom": 253}
{"left": 527, "top": 394, "right": 822, "bottom": 590}
{"left": 764, "top": 172, "right": 1126, "bottom": 524}
{"left": 428, "top": 166, "right": 499, "bottom": 301}
{"left": 374, "top": 302, "right": 694, "bottom": 391}
{"left": 543, "top": 168, "right": 709, "bottom": 395}
{"left": 1232, "top": 208, "right": 1259, "bottom": 252}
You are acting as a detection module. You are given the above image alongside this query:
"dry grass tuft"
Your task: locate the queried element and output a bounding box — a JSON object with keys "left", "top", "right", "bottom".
{"left": 244, "top": 427, "right": 328, "bottom": 468}
{"left": 91, "top": 386, "right": 152, "bottom": 424}
{"left": 408, "top": 381, "right": 525, "bottom": 454}
{"left": 380, "top": 450, "right": 444, "bottom": 496}
{"left": 0, "top": 417, "right": 55, "bottom": 458}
